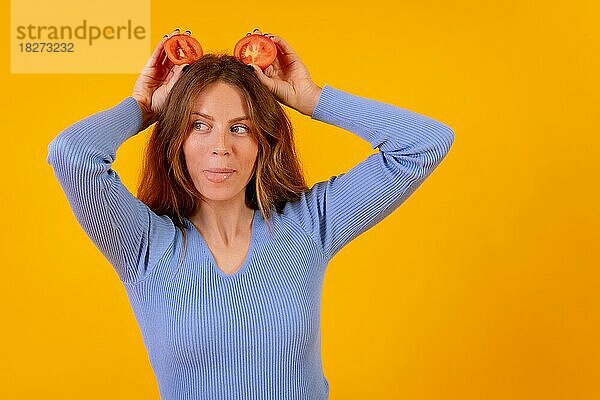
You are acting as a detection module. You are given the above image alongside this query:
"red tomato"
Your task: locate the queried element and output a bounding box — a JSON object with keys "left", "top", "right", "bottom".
{"left": 233, "top": 34, "right": 277, "bottom": 70}
{"left": 164, "top": 34, "right": 203, "bottom": 65}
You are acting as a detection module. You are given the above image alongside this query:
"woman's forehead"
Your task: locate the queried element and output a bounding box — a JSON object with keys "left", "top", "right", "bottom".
{"left": 194, "top": 81, "right": 244, "bottom": 100}
{"left": 191, "top": 84, "right": 250, "bottom": 116}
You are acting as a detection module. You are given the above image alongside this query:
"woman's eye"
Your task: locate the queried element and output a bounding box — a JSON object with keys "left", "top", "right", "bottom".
{"left": 192, "top": 121, "right": 207, "bottom": 130}
{"left": 192, "top": 122, "right": 249, "bottom": 134}
{"left": 232, "top": 125, "right": 249, "bottom": 134}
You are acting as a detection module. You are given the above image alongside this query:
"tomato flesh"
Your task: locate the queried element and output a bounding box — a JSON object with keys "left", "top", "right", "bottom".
{"left": 164, "top": 34, "right": 203, "bottom": 65}
{"left": 233, "top": 34, "right": 277, "bottom": 70}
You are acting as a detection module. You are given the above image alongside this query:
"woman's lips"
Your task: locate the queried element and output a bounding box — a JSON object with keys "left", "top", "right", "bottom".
{"left": 203, "top": 170, "right": 234, "bottom": 183}
{"left": 205, "top": 168, "right": 235, "bottom": 173}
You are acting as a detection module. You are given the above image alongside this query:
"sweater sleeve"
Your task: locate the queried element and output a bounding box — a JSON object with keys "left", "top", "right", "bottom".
{"left": 282, "top": 84, "right": 455, "bottom": 262}
{"left": 46, "top": 97, "right": 176, "bottom": 285}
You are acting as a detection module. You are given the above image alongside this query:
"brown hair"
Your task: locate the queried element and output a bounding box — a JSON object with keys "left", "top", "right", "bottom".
{"left": 136, "top": 53, "right": 309, "bottom": 270}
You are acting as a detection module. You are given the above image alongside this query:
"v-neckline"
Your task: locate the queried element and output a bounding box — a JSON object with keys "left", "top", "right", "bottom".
{"left": 184, "top": 209, "right": 259, "bottom": 278}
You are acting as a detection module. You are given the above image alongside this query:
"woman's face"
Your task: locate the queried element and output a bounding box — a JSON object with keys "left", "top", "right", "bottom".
{"left": 183, "top": 81, "right": 259, "bottom": 206}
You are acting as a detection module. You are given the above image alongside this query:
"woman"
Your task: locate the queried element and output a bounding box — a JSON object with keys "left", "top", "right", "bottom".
{"left": 47, "top": 27, "right": 454, "bottom": 400}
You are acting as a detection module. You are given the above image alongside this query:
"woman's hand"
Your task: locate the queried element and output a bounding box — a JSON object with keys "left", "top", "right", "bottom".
{"left": 247, "top": 29, "right": 322, "bottom": 117}
{"left": 132, "top": 28, "right": 189, "bottom": 130}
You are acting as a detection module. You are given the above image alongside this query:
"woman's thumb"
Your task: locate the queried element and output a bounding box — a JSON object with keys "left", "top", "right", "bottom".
{"left": 165, "top": 64, "right": 187, "bottom": 92}
{"left": 248, "top": 64, "right": 274, "bottom": 91}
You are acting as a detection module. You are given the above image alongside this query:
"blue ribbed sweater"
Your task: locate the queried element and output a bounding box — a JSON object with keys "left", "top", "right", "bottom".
{"left": 46, "top": 84, "right": 454, "bottom": 399}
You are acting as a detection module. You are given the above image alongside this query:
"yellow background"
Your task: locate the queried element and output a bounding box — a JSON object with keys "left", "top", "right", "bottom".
{"left": 3, "top": 0, "right": 599, "bottom": 399}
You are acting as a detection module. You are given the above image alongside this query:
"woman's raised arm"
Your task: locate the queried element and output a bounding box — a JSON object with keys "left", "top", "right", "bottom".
{"left": 249, "top": 30, "right": 455, "bottom": 262}
{"left": 46, "top": 30, "right": 188, "bottom": 285}
{"left": 283, "top": 84, "right": 455, "bottom": 262}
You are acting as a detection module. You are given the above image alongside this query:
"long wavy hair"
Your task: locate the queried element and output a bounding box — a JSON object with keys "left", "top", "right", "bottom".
{"left": 136, "top": 53, "right": 309, "bottom": 270}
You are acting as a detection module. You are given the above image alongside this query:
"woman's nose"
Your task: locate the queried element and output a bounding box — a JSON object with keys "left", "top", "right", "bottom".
{"left": 212, "top": 131, "right": 231, "bottom": 155}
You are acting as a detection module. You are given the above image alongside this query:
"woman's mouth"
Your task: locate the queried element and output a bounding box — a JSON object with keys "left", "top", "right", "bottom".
{"left": 203, "top": 170, "right": 234, "bottom": 183}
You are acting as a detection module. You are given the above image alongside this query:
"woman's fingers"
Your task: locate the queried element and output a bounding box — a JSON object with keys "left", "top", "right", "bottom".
{"left": 146, "top": 28, "right": 189, "bottom": 69}
{"left": 167, "top": 64, "right": 185, "bottom": 90}
{"left": 245, "top": 28, "right": 276, "bottom": 46}
{"left": 145, "top": 35, "right": 170, "bottom": 69}
{"left": 248, "top": 28, "right": 274, "bottom": 36}
{"left": 263, "top": 64, "right": 275, "bottom": 77}
{"left": 248, "top": 63, "right": 276, "bottom": 93}
{"left": 270, "top": 36, "right": 296, "bottom": 56}
{"left": 251, "top": 28, "right": 276, "bottom": 41}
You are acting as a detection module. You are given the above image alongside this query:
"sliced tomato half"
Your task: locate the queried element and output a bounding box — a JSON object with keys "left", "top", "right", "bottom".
{"left": 233, "top": 34, "right": 277, "bottom": 70}
{"left": 164, "top": 34, "right": 203, "bottom": 65}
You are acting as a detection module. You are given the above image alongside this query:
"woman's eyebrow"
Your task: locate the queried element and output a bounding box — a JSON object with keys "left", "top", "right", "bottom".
{"left": 191, "top": 112, "right": 249, "bottom": 122}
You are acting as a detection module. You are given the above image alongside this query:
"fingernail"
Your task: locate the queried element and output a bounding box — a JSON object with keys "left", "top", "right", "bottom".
{"left": 163, "top": 34, "right": 168, "bottom": 38}
{"left": 182, "top": 65, "right": 190, "bottom": 72}
{"left": 185, "top": 30, "right": 191, "bottom": 34}
{"left": 174, "top": 28, "right": 180, "bottom": 32}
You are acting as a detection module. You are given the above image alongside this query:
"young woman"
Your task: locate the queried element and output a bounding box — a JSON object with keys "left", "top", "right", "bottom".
{"left": 47, "top": 27, "right": 454, "bottom": 400}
